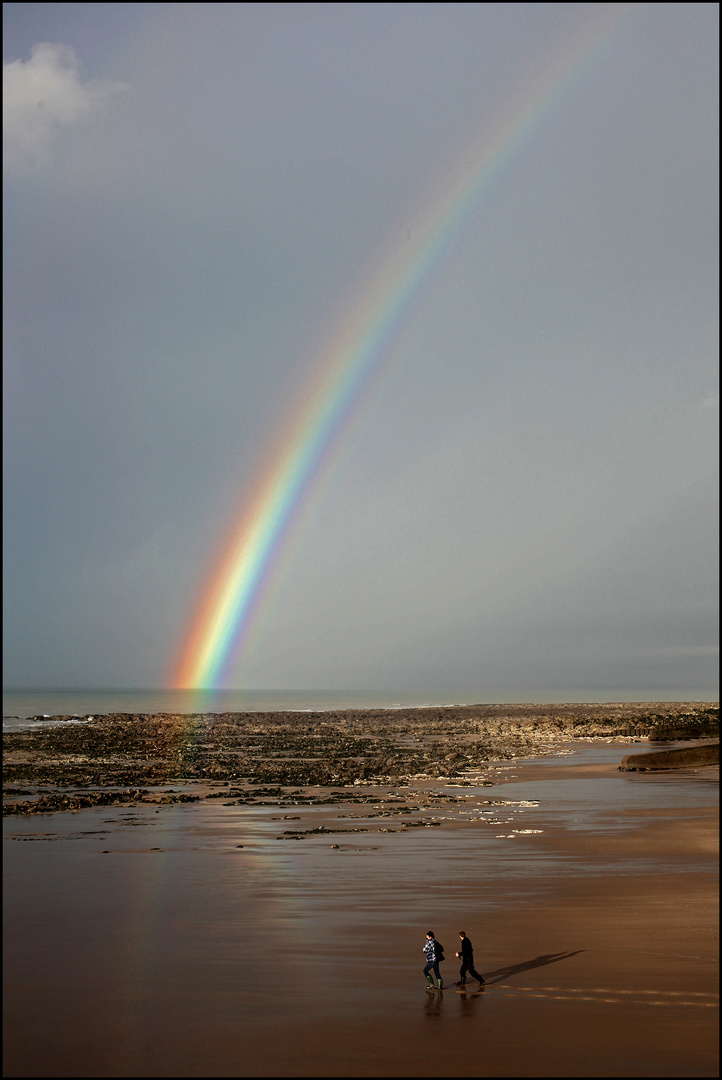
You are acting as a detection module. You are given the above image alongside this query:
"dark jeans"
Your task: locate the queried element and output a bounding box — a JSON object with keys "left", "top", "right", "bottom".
{"left": 459, "top": 959, "right": 484, "bottom": 983}
{"left": 423, "top": 960, "right": 440, "bottom": 982}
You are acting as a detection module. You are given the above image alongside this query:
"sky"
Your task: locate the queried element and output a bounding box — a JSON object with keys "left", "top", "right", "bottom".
{"left": 3, "top": 3, "right": 718, "bottom": 698}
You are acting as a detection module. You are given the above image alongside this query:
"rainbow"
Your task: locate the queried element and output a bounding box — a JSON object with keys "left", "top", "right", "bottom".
{"left": 174, "top": 4, "right": 638, "bottom": 691}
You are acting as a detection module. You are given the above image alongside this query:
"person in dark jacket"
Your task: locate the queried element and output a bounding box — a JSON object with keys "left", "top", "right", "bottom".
{"left": 455, "top": 931, "right": 485, "bottom": 986}
{"left": 423, "top": 931, "right": 444, "bottom": 989}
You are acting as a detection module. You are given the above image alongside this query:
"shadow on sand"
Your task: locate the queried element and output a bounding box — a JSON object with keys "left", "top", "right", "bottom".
{"left": 483, "top": 950, "right": 584, "bottom": 984}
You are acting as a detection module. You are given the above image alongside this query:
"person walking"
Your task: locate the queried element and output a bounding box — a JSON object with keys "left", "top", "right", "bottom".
{"left": 455, "top": 931, "right": 485, "bottom": 986}
{"left": 423, "top": 931, "right": 444, "bottom": 989}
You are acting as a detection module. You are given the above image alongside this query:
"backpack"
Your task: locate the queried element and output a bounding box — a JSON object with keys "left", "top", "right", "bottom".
{"left": 435, "top": 941, "right": 445, "bottom": 962}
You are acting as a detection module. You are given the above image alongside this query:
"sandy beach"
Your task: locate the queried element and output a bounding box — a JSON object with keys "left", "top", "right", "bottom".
{"left": 3, "top": 708, "right": 719, "bottom": 1077}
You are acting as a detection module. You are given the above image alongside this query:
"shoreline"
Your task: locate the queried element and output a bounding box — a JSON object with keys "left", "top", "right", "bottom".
{"left": 3, "top": 736, "right": 718, "bottom": 1077}
{"left": 3, "top": 701, "right": 718, "bottom": 816}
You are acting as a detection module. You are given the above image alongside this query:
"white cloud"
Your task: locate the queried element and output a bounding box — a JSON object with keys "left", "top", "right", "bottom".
{"left": 3, "top": 43, "right": 128, "bottom": 175}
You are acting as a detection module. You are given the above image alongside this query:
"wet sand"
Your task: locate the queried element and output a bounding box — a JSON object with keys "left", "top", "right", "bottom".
{"left": 3, "top": 736, "right": 718, "bottom": 1077}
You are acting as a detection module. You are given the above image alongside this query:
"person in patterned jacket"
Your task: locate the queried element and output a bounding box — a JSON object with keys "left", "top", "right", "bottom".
{"left": 423, "top": 931, "right": 443, "bottom": 989}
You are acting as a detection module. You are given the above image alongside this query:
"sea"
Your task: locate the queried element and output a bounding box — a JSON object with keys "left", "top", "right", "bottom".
{"left": 2, "top": 686, "right": 717, "bottom": 732}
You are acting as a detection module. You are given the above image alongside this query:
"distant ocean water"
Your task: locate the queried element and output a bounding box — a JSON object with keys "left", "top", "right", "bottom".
{"left": 2, "top": 688, "right": 435, "bottom": 727}
{"left": 3, "top": 687, "right": 717, "bottom": 731}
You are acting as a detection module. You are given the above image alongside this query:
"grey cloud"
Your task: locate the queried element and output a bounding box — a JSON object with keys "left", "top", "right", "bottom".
{"left": 3, "top": 42, "right": 128, "bottom": 174}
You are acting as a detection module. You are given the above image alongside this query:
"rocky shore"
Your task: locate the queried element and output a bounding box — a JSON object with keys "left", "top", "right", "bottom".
{"left": 3, "top": 701, "right": 717, "bottom": 816}
{"left": 4, "top": 702, "right": 718, "bottom": 1077}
